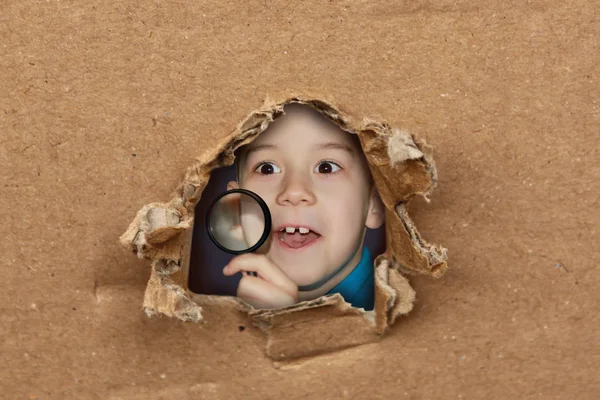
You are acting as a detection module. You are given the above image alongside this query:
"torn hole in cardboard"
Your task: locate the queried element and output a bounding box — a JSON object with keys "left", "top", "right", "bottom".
{"left": 119, "top": 97, "right": 448, "bottom": 361}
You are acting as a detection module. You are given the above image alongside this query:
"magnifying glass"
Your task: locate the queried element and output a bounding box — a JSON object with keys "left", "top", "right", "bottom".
{"left": 205, "top": 189, "right": 272, "bottom": 256}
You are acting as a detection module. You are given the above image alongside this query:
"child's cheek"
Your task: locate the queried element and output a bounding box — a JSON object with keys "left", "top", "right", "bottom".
{"left": 242, "top": 181, "right": 281, "bottom": 210}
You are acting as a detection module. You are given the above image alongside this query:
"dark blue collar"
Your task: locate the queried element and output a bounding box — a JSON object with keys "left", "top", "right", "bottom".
{"left": 326, "top": 246, "right": 374, "bottom": 311}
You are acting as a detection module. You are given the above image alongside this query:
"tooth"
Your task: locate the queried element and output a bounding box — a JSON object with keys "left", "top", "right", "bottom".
{"left": 285, "top": 227, "right": 296, "bottom": 233}
{"left": 299, "top": 227, "right": 309, "bottom": 234}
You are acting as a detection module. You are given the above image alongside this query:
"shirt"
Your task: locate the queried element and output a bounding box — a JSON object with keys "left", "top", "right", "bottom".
{"left": 326, "top": 246, "right": 374, "bottom": 311}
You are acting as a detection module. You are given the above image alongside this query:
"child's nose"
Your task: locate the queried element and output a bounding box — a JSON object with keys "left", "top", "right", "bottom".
{"left": 276, "top": 174, "right": 316, "bottom": 206}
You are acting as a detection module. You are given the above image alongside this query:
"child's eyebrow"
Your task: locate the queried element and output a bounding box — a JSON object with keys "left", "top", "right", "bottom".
{"left": 244, "top": 143, "right": 279, "bottom": 157}
{"left": 244, "top": 142, "right": 355, "bottom": 157}
{"left": 314, "top": 142, "right": 355, "bottom": 157}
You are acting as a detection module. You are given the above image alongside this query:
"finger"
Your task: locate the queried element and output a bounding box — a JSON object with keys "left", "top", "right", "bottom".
{"left": 223, "top": 254, "right": 296, "bottom": 295}
{"left": 224, "top": 253, "right": 291, "bottom": 287}
{"left": 237, "top": 275, "right": 297, "bottom": 309}
{"left": 227, "top": 224, "right": 244, "bottom": 242}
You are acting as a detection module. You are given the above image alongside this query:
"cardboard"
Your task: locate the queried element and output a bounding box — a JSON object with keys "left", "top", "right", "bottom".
{"left": 3, "top": 1, "right": 598, "bottom": 397}
{"left": 119, "top": 98, "right": 446, "bottom": 358}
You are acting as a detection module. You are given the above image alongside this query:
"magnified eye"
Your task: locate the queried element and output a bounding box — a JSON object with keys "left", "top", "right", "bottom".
{"left": 315, "top": 161, "right": 341, "bottom": 174}
{"left": 255, "top": 162, "right": 281, "bottom": 175}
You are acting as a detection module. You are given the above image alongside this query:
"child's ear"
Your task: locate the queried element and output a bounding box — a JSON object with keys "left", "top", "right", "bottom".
{"left": 365, "top": 184, "right": 385, "bottom": 230}
{"left": 227, "top": 181, "right": 239, "bottom": 191}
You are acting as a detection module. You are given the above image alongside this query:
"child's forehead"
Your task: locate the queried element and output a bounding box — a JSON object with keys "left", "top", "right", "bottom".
{"left": 235, "top": 105, "right": 372, "bottom": 183}
{"left": 249, "top": 106, "right": 359, "bottom": 150}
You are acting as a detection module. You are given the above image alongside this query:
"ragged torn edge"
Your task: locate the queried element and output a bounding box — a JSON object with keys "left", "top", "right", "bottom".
{"left": 119, "top": 96, "right": 448, "bottom": 355}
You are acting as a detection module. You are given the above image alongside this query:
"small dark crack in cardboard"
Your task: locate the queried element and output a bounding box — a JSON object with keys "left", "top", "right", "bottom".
{"left": 119, "top": 96, "right": 448, "bottom": 360}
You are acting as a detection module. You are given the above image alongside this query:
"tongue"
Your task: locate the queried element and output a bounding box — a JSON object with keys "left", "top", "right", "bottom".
{"left": 282, "top": 231, "right": 319, "bottom": 248}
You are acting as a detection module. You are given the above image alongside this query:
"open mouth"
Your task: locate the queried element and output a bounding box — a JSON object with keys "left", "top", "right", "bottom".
{"left": 276, "top": 226, "right": 321, "bottom": 249}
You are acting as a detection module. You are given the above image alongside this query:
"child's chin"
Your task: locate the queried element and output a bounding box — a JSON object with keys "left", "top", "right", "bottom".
{"left": 286, "top": 270, "right": 327, "bottom": 287}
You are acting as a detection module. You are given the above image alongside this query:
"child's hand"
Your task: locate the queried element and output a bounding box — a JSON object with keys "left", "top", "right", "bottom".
{"left": 223, "top": 254, "right": 299, "bottom": 309}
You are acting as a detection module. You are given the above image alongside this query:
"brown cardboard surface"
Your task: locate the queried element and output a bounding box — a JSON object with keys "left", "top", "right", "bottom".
{"left": 1, "top": 0, "right": 599, "bottom": 398}
{"left": 118, "top": 97, "right": 441, "bottom": 359}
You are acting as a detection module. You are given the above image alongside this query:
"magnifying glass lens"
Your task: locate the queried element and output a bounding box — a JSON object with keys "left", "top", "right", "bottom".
{"left": 207, "top": 190, "right": 270, "bottom": 254}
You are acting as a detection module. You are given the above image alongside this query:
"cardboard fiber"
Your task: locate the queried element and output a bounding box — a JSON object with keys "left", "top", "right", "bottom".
{"left": 119, "top": 98, "right": 447, "bottom": 359}
{"left": 3, "top": 0, "right": 599, "bottom": 397}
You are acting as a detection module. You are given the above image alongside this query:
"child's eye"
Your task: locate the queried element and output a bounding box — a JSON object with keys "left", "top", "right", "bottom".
{"left": 254, "top": 162, "right": 281, "bottom": 175}
{"left": 315, "top": 161, "right": 341, "bottom": 174}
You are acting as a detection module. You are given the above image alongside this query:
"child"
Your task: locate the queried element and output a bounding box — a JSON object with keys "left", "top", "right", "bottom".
{"left": 222, "top": 103, "right": 385, "bottom": 310}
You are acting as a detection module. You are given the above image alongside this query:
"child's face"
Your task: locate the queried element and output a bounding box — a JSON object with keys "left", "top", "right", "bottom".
{"left": 228, "top": 107, "right": 384, "bottom": 287}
